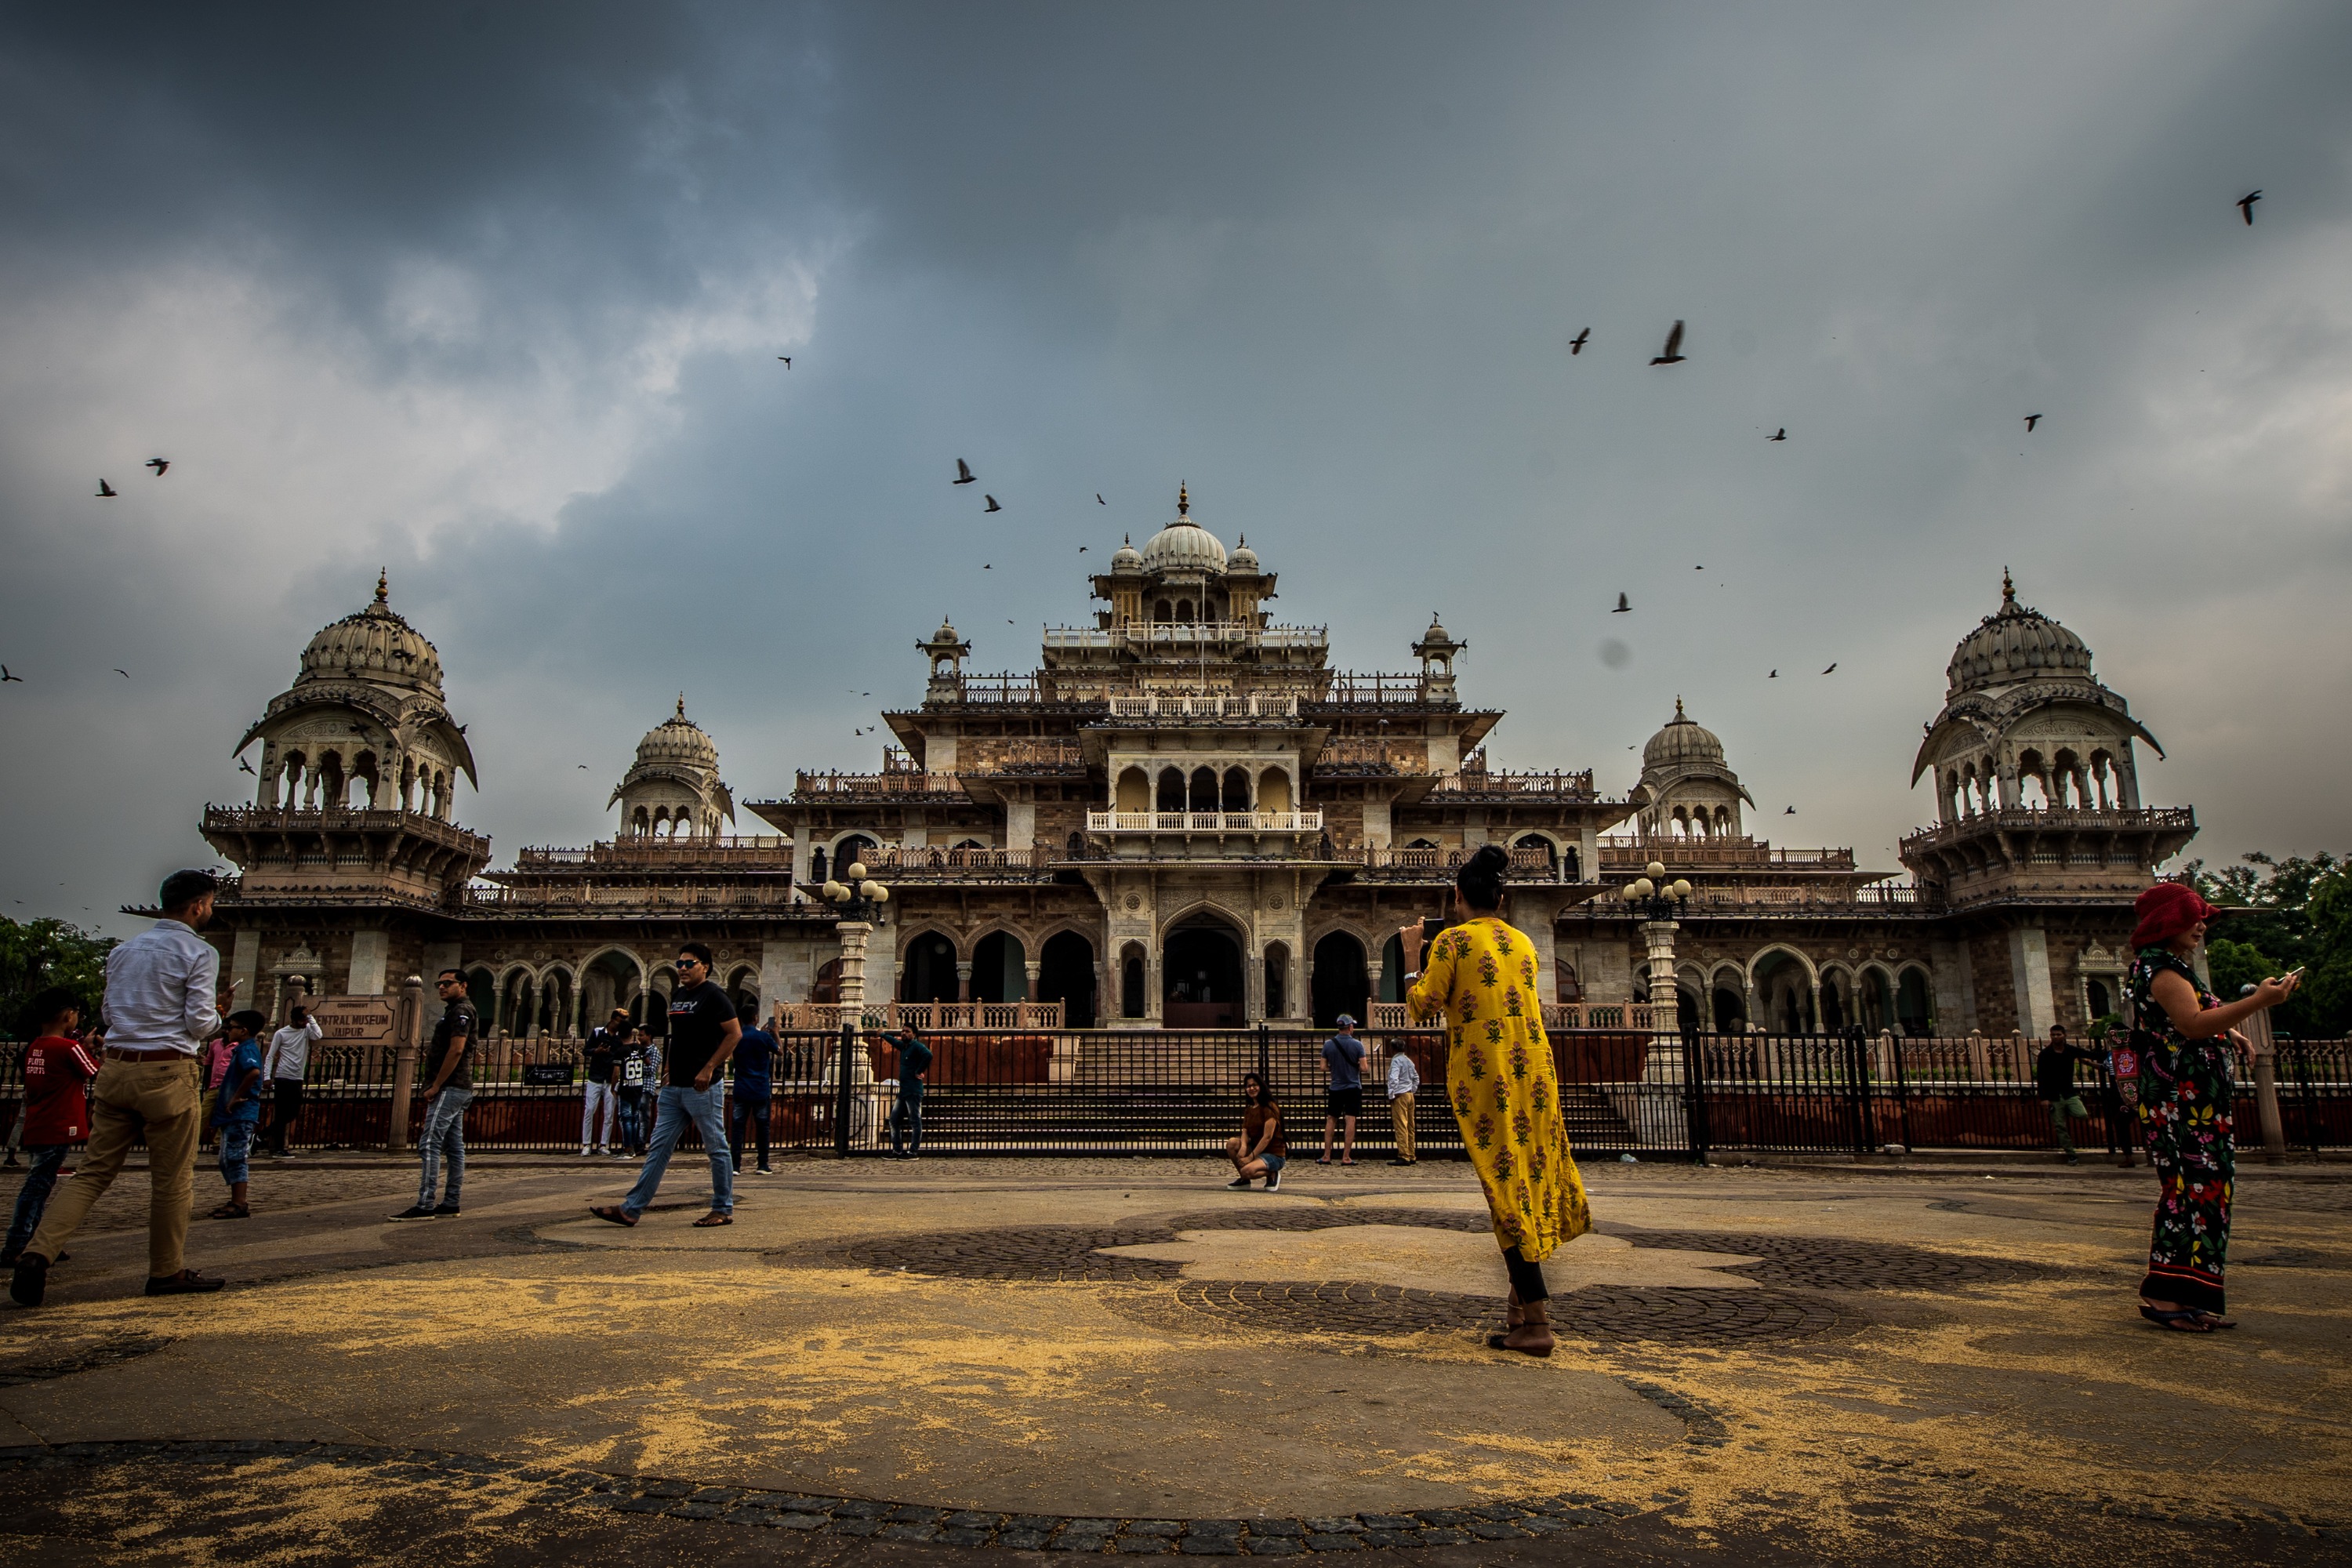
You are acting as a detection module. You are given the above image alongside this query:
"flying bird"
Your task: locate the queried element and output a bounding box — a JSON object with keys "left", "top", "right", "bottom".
{"left": 983, "top": 564, "right": 993, "bottom": 569}
{"left": 2024, "top": 414, "right": 2042, "bottom": 432}
{"left": 113, "top": 668, "right": 129, "bottom": 677}
{"left": 953, "top": 459, "right": 977, "bottom": 485}
{"left": 96, "top": 480, "right": 117, "bottom": 498}
{"left": 577, "top": 764, "right": 589, "bottom": 769}
{"left": 983, "top": 495, "right": 1001, "bottom": 513}
{"left": 1695, "top": 564, "right": 1704, "bottom": 570}
{"left": 1769, "top": 670, "right": 1778, "bottom": 678}
{"left": 1769, "top": 428, "right": 1785, "bottom": 441}
{"left": 1650, "top": 321, "right": 1686, "bottom": 365}
{"left": 1821, "top": 662, "right": 1837, "bottom": 674}
{"left": 1007, "top": 619, "right": 1015, "bottom": 625}
{"left": 1570, "top": 328, "right": 1589, "bottom": 356}
{"left": 1612, "top": 593, "right": 1631, "bottom": 613}
{"left": 1078, "top": 545, "right": 1087, "bottom": 553}
{"left": 0, "top": 666, "right": 20, "bottom": 683}
{"left": 2237, "top": 190, "right": 2261, "bottom": 225}
{"left": 238, "top": 757, "right": 258, "bottom": 775}
{"left": 777, "top": 356, "right": 792, "bottom": 367}
{"left": 1784, "top": 806, "right": 1797, "bottom": 815}
{"left": 1096, "top": 493, "right": 1105, "bottom": 505}
{"left": 146, "top": 458, "right": 169, "bottom": 476}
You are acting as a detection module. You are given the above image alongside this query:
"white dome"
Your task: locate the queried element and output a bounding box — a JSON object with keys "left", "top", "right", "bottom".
{"left": 634, "top": 696, "right": 719, "bottom": 770}
{"left": 1947, "top": 572, "right": 2092, "bottom": 697}
{"left": 1141, "top": 485, "right": 1225, "bottom": 574}
{"left": 1642, "top": 699, "right": 1726, "bottom": 771}
{"left": 296, "top": 574, "right": 443, "bottom": 697}
{"left": 1110, "top": 535, "right": 1143, "bottom": 572}
{"left": 1227, "top": 534, "right": 1260, "bottom": 572}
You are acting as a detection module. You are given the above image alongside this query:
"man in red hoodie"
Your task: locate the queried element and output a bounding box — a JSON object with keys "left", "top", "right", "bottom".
{"left": 2, "top": 988, "right": 101, "bottom": 1267}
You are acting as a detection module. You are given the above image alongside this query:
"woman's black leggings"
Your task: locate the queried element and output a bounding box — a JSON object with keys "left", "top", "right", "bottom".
{"left": 1502, "top": 1246, "right": 1549, "bottom": 1304}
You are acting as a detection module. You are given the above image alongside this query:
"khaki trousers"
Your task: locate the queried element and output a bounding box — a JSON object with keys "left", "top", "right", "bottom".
{"left": 30, "top": 1056, "right": 201, "bottom": 1278}
{"left": 1391, "top": 1091, "right": 1417, "bottom": 1162}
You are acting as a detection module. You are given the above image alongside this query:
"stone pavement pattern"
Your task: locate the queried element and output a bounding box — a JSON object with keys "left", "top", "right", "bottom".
{"left": 0, "top": 1155, "right": 2347, "bottom": 1565}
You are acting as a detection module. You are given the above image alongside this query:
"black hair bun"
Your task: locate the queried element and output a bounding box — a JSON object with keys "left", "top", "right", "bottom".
{"left": 1457, "top": 842, "right": 1509, "bottom": 907}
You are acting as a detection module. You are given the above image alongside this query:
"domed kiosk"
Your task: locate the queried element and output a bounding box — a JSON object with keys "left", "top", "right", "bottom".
{"left": 612, "top": 697, "right": 735, "bottom": 838}
{"left": 1634, "top": 699, "right": 1754, "bottom": 840}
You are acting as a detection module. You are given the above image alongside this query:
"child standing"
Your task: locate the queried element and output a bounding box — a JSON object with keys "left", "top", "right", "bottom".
{"left": 2, "top": 989, "right": 101, "bottom": 1267}
{"left": 208, "top": 1011, "right": 268, "bottom": 1220}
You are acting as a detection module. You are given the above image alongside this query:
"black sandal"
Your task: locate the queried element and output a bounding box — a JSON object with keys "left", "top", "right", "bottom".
{"left": 691, "top": 1211, "right": 734, "bottom": 1227}
{"left": 207, "top": 1202, "right": 250, "bottom": 1220}
{"left": 2140, "top": 1304, "right": 2213, "bottom": 1333}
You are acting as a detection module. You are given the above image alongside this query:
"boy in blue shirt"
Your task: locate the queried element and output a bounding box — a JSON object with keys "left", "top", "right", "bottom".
{"left": 728, "top": 1001, "right": 779, "bottom": 1176}
{"left": 209, "top": 1011, "right": 269, "bottom": 1220}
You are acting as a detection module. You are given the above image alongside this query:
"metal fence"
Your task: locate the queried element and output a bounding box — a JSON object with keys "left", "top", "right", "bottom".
{"left": 0, "top": 1032, "right": 2345, "bottom": 1160}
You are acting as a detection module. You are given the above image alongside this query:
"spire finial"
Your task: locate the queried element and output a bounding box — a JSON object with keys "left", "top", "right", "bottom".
{"left": 2001, "top": 566, "right": 2016, "bottom": 607}
{"left": 1675, "top": 695, "right": 1686, "bottom": 719}
{"left": 1177, "top": 481, "right": 1189, "bottom": 517}
{"left": 676, "top": 692, "right": 686, "bottom": 719}
{"left": 374, "top": 568, "right": 389, "bottom": 605}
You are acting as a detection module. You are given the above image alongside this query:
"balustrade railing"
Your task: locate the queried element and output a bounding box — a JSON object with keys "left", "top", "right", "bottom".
{"left": 1428, "top": 768, "right": 1597, "bottom": 798}
{"left": 1087, "top": 808, "right": 1323, "bottom": 833}
{"left": 510, "top": 837, "right": 791, "bottom": 868}
{"left": 771, "top": 1000, "right": 1065, "bottom": 1031}
{"left": 1367, "top": 1001, "right": 1661, "bottom": 1032}
{"left": 1352, "top": 845, "right": 1554, "bottom": 876}
{"left": 869, "top": 846, "right": 1058, "bottom": 875}
{"left": 793, "top": 770, "right": 967, "bottom": 797}
{"left": 1899, "top": 806, "right": 2198, "bottom": 854}
{"left": 1104, "top": 692, "right": 1301, "bottom": 721}
{"left": 463, "top": 883, "right": 800, "bottom": 912}
{"left": 1598, "top": 837, "right": 1858, "bottom": 870}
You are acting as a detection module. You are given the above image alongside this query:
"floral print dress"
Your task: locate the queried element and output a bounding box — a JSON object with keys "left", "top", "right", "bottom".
{"left": 1406, "top": 917, "right": 1591, "bottom": 1262}
{"left": 2125, "top": 946, "right": 2234, "bottom": 1312}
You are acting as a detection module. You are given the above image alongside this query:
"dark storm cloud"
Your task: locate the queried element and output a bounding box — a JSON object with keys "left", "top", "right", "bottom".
{"left": 4, "top": 2, "right": 2351, "bottom": 927}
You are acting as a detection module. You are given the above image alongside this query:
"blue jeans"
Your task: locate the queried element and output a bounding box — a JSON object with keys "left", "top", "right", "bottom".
{"left": 416, "top": 1087, "right": 473, "bottom": 1208}
{"left": 5, "top": 1144, "right": 70, "bottom": 1255}
{"left": 216, "top": 1120, "right": 256, "bottom": 1186}
{"left": 891, "top": 1080, "right": 924, "bottom": 1154}
{"left": 622, "top": 1084, "right": 733, "bottom": 1217}
{"left": 617, "top": 1090, "right": 648, "bottom": 1154}
{"left": 729, "top": 1094, "right": 771, "bottom": 1172}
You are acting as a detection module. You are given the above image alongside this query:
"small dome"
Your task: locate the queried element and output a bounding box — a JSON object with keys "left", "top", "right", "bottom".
{"left": 634, "top": 695, "right": 719, "bottom": 770}
{"left": 296, "top": 573, "right": 443, "bottom": 697}
{"left": 1140, "top": 483, "right": 1227, "bottom": 574}
{"left": 1642, "top": 697, "right": 1726, "bottom": 771}
{"left": 1110, "top": 534, "right": 1143, "bottom": 572}
{"left": 1947, "top": 571, "right": 2092, "bottom": 696}
{"left": 1227, "top": 533, "right": 1259, "bottom": 572}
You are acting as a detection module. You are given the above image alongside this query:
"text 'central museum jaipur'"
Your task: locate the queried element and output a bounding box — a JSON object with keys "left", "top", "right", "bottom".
{"left": 197, "top": 488, "right": 2198, "bottom": 1044}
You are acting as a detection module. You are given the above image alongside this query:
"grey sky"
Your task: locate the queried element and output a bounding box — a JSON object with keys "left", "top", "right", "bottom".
{"left": 4, "top": 2, "right": 2349, "bottom": 932}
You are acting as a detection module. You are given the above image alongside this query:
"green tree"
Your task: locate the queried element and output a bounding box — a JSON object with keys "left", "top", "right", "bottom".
{"left": 0, "top": 916, "right": 117, "bottom": 1038}
{"left": 2181, "top": 851, "right": 2351, "bottom": 1036}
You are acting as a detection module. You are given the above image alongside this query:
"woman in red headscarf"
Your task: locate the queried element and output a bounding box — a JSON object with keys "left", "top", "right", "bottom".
{"left": 2124, "top": 881, "right": 2298, "bottom": 1332}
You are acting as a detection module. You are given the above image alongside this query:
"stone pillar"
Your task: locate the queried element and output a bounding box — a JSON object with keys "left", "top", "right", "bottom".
{"left": 1006, "top": 798, "right": 1037, "bottom": 853}
{"left": 2244, "top": 1001, "right": 2286, "bottom": 1163}
{"left": 1361, "top": 800, "right": 1392, "bottom": 850}
{"left": 388, "top": 975, "right": 424, "bottom": 1152}
{"left": 1023, "top": 960, "right": 1042, "bottom": 1007}
{"left": 2009, "top": 926, "right": 2056, "bottom": 1038}
{"left": 1635, "top": 918, "right": 1690, "bottom": 1146}
{"left": 229, "top": 930, "right": 261, "bottom": 1015}
{"left": 956, "top": 962, "right": 973, "bottom": 1004}
{"left": 347, "top": 929, "right": 390, "bottom": 996}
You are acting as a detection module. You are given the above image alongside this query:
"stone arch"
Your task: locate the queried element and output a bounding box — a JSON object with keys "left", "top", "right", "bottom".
{"left": 1116, "top": 766, "right": 1150, "bottom": 813}
{"left": 1221, "top": 765, "right": 1250, "bottom": 812}
{"left": 724, "top": 964, "right": 760, "bottom": 1013}
{"left": 1257, "top": 766, "right": 1293, "bottom": 813}
{"left": 496, "top": 964, "right": 538, "bottom": 1038}
{"left": 1818, "top": 964, "right": 1855, "bottom": 1033}
{"left": 1708, "top": 961, "right": 1748, "bottom": 1032}
{"left": 1120, "top": 941, "right": 1148, "bottom": 1019}
{"left": 1189, "top": 765, "right": 1217, "bottom": 810}
{"left": 898, "top": 928, "right": 961, "bottom": 1004}
{"left": 1512, "top": 831, "right": 1562, "bottom": 874}
{"left": 1895, "top": 965, "right": 1934, "bottom": 1035}
{"left": 1748, "top": 946, "right": 1819, "bottom": 1034}
{"left": 1037, "top": 928, "right": 1098, "bottom": 1028}
{"left": 1153, "top": 597, "right": 1173, "bottom": 622}
{"left": 971, "top": 928, "right": 1031, "bottom": 1004}
{"left": 1176, "top": 598, "right": 1194, "bottom": 622}
{"left": 1310, "top": 927, "right": 1371, "bottom": 1030}
{"left": 1262, "top": 939, "right": 1291, "bottom": 1019}
{"left": 828, "top": 832, "right": 880, "bottom": 873}
{"left": 579, "top": 946, "right": 647, "bottom": 1029}
{"left": 1156, "top": 766, "right": 1185, "bottom": 812}
{"left": 535, "top": 962, "right": 579, "bottom": 1037}
{"left": 1162, "top": 904, "right": 1248, "bottom": 1025}
{"left": 1857, "top": 964, "right": 1898, "bottom": 1033}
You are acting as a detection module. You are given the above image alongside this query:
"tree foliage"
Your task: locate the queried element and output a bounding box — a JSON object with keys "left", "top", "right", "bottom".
{"left": 2178, "top": 851, "right": 2351, "bottom": 1036}
{"left": 0, "top": 916, "right": 117, "bottom": 1039}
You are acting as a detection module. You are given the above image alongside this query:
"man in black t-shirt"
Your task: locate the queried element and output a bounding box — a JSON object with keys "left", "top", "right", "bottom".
{"left": 592, "top": 944, "right": 742, "bottom": 1228}
{"left": 390, "top": 971, "right": 477, "bottom": 1221}
{"left": 580, "top": 1009, "right": 626, "bottom": 1156}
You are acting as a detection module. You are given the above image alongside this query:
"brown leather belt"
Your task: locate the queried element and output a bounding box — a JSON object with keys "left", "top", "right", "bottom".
{"left": 104, "top": 1047, "right": 190, "bottom": 1062}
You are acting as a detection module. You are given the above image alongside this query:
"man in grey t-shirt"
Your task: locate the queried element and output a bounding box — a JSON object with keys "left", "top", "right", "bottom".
{"left": 1318, "top": 1014, "right": 1367, "bottom": 1167}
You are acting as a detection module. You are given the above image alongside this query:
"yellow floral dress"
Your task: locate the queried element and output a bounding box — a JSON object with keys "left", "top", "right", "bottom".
{"left": 1406, "top": 916, "right": 1591, "bottom": 1262}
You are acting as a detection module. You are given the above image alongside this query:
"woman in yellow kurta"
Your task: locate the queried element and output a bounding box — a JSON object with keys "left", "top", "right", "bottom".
{"left": 1401, "top": 844, "right": 1591, "bottom": 1356}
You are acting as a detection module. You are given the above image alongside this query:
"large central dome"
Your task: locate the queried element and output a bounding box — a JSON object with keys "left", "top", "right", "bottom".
{"left": 634, "top": 696, "right": 720, "bottom": 769}
{"left": 1642, "top": 698, "right": 1727, "bottom": 771}
{"left": 1140, "top": 484, "right": 1228, "bottom": 574}
{"left": 296, "top": 573, "right": 445, "bottom": 697}
{"left": 1945, "top": 572, "right": 2092, "bottom": 696}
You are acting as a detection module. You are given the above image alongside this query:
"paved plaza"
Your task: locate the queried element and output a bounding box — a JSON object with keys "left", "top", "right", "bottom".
{"left": 0, "top": 1153, "right": 2346, "bottom": 1565}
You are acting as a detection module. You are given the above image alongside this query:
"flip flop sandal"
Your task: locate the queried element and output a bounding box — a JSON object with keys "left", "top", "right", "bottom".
{"left": 2193, "top": 1312, "right": 2238, "bottom": 1330}
{"left": 692, "top": 1212, "right": 734, "bottom": 1227}
{"left": 588, "top": 1205, "right": 639, "bottom": 1228}
{"left": 207, "top": 1203, "right": 250, "bottom": 1220}
{"left": 2139, "top": 1304, "right": 2213, "bottom": 1333}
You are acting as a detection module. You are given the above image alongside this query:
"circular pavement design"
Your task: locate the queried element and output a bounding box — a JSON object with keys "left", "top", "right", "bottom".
{"left": 779, "top": 1208, "right": 2035, "bottom": 1346}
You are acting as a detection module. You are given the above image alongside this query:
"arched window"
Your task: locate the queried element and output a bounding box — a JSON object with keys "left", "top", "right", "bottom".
{"left": 1154, "top": 598, "right": 1173, "bottom": 622}
{"left": 1176, "top": 599, "right": 1193, "bottom": 622}
{"left": 1116, "top": 766, "right": 1150, "bottom": 813}
{"left": 1156, "top": 767, "right": 1185, "bottom": 812}
{"left": 1221, "top": 767, "right": 1250, "bottom": 812}
{"left": 1120, "top": 943, "right": 1148, "bottom": 1018}
{"left": 1513, "top": 833, "right": 1557, "bottom": 873}
{"left": 1189, "top": 766, "right": 1218, "bottom": 812}
{"left": 1257, "top": 768, "right": 1292, "bottom": 813}
{"left": 1263, "top": 942, "right": 1289, "bottom": 1018}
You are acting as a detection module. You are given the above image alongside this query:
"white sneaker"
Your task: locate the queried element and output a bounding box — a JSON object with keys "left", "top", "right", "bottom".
{"left": 579, "top": 1143, "right": 591, "bottom": 1156}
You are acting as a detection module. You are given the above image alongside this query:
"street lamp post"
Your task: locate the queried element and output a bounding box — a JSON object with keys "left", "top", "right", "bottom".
{"left": 823, "top": 860, "right": 891, "bottom": 1156}
{"left": 1617, "top": 860, "right": 1698, "bottom": 1155}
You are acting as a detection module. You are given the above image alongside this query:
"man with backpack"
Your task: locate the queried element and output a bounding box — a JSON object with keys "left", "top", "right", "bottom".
{"left": 615, "top": 1029, "right": 653, "bottom": 1156}
{"left": 2035, "top": 1024, "right": 2103, "bottom": 1165}
{"left": 888, "top": 1026, "right": 932, "bottom": 1159}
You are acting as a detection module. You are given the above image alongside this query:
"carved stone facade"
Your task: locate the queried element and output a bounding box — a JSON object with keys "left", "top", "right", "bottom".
{"left": 194, "top": 505, "right": 2195, "bottom": 1046}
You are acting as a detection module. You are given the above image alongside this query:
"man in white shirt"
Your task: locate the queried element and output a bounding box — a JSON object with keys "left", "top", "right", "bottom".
{"left": 11, "top": 869, "right": 233, "bottom": 1307}
{"left": 260, "top": 1004, "right": 323, "bottom": 1156}
{"left": 1385, "top": 1041, "right": 1421, "bottom": 1167}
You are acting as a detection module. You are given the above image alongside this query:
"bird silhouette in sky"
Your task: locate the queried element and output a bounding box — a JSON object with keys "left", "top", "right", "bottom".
{"left": 1769, "top": 670, "right": 1778, "bottom": 678}
{"left": 953, "top": 459, "right": 977, "bottom": 485}
{"left": 984, "top": 495, "right": 1001, "bottom": 513}
{"left": 96, "top": 479, "right": 117, "bottom": 497}
{"left": 777, "top": 356, "right": 792, "bottom": 367}
{"left": 1695, "top": 564, "right": 1704, "bottom": 570}
{"left": 1096, "top": 493, "right": 1105, "bottom": 505}
{"left": 1784, "top": 806, "right": 1797, "bottom": 815}
{"left": 1078, "top": 545, "right": 1087, "bottom": 553}
{"left": 2238, "top": 190, "right": 2262, "bottom": 225}
{"left": 1821, "top": 663, "right": 1837, "bottom": 674}
{"left": 1769, "top": 428, "right": 1785, "bottom": 441}
{"left": 146, "top": 458, "right": 169, "bottom": 476}
{"left": 1570, "top": 328, "right": 1589, "bottom": 355}
{"left": 1007, "top": 619, "right": 1015, "bottom": 625}
{"left": 1612, "top": 592, "right": 1632, "bottom": 612}
{"left": 576, "top": 764, "right": 589, "bottom": 769}
{"left": 1650, "top": 321, "right": 1686, "bottom": 365}
{"left": 983, "top": 564, "right": 992, "bottom": 570}
{"left": 238, "top": 757, "right": 258, "bottom": 775}
{"left": 2024, "top": 414, "right": 2042, "bottom": 432}
{"left": 0, "top": 666, "right": 21, "bottom": 683}
{"left": 113, "top": 669, "right": 129, "bottom": 678}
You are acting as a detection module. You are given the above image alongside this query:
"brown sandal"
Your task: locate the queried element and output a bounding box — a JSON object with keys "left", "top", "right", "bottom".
{"left": 588, "top": 1205, "right": 639, "bottom": 1227}
{"left": 207, "top": 1202, "right": 250, "bottom": 1220}
{"left": 691, "top": 1211, "right": 734, "bottom": 1227}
